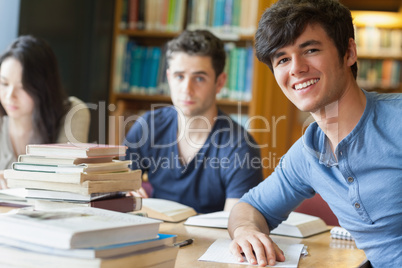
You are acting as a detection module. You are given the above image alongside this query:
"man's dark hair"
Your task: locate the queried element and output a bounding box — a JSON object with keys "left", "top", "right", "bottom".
{"left": 166, "top": 30, "right": 226, "bottom": 78}
{"left": 255, "top": 0, "right": 357, "bottom": 79}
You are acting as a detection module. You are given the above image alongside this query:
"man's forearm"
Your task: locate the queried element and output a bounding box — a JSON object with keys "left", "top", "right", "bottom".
{"left": 228, "top": 202, "right": 270, "bottom": 239}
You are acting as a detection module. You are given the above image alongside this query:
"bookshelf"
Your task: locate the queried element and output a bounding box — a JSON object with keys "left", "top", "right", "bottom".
{"left": 108, "top": 1, "right": 401, "bottom": 177}
{"left": 109, "top": 0, "right": 292, "bottom": 176}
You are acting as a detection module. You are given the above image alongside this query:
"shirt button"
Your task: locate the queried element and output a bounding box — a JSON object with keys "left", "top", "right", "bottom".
{"left": 354, "top": 202, "right": 360, "bottom": 209}
{"left": 339, "top": 151, "right": 343, "bottom": 156}
{"left": 348, "top": 177, "right": 354, "bottom": 183}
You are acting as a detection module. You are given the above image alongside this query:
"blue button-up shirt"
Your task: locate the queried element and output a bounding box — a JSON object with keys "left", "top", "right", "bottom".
{"left": 241, "top": 90, "right": 402, "bottom": 268}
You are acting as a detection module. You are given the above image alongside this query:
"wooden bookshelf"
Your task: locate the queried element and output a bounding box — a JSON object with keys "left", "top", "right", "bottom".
{"left": 107, "top": 0, "right": 297, "bottom": 177}
{"left": 108, "top": 0, "right": 402, "bottom": 177}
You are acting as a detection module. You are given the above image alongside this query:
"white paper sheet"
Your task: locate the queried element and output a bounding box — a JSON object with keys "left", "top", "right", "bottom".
{"left": 198, "top": 238, "right": 304, "bottom": 267}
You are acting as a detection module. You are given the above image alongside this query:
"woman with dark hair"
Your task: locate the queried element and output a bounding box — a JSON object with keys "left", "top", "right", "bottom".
{"left": 0, "top": 35, "right": 90, "bottom": 188}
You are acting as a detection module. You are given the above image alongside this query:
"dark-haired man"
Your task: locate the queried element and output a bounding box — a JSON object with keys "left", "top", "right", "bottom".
{"left": 124, "top": 30, "right": 263, "bottom": 213}
{"left": 228, "top": 1, "right": 402, "bottom": 267}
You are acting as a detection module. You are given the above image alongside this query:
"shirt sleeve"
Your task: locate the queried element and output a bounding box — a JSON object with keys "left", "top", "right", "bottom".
{"left": 240, "top": 140, "right": 315, "bottom": 230}
{"left": 123, "top": 113, "right": 150, "bottom": 171}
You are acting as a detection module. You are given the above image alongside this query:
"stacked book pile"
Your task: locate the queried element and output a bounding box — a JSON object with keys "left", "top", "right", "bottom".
{"left": 4, "top": 143, "right": 141, "bottom": 213}
{"left": 0, "top": 207, "right": 178, "bottom": 267}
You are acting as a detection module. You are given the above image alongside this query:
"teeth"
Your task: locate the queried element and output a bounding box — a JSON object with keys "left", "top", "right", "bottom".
{"left": 295, "top": 79, "right": 319, "bottom": 90}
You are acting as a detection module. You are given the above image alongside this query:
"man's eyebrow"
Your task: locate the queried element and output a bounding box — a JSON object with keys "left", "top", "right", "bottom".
{"left": 299, "top": 39, "right": 322, "bottom": 49}
{"left": 172, "top": 71, "right": 208, "bottom": 76}
{"left": 192, "top": 71, "right": 208, "bottom": 76}
{"left": 272, "top": 39, "right": 322, "bottom": 61}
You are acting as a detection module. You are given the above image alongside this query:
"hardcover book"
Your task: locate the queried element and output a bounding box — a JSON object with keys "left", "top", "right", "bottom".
{"left": 7, "top": 179, "right": 141, "bottom": 195}
{"left": 0, "top": 233, "right": 176, "bottom": 259}
{"left": 12, "top": 160, "right": 131, "bottom": 174}
{"left": 18, "top": 155, "right": 116, "bottom": 165}
{"left": 0, "top": 243, "right": 178, "bottom": 268}
{"left": 25, "top": 189, "right": 125, "bottom": 202}
{"left": 0, "top": 207, "right": 161, "bottom": 249}
{"left": 33, "top": 196, "right": 141, "bottom": 213}
{"left": 25, "top": 143, "right": 127, "bottom": 158}
{"left": 138, "top": 198, "right": 197, "bottom": 222}
{"left": 4, "top": 169, "right": 140, "bottom": 184}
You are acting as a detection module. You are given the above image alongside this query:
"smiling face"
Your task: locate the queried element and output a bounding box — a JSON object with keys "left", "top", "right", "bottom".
{"left": 271, "top": 23, "right": 357, "bottom": 113}
{"left": 0, "top": 57, "right": 35, "bottom": 120}
{"left": 167, "top": 52, "right": 226, "bottom": 118}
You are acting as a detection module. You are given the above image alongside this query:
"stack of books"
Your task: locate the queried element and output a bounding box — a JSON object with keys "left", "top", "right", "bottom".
{"left": 0, "top": 207, "right": 178, "bottom": 267}
{"left": 4, "top": 143, "right": 141, "bottom": 213}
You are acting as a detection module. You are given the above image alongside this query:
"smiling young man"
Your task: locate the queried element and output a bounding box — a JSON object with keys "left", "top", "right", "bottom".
{"left": 124, "top": 30, "right": 263, "bottom": 213}
{"left": 228, "top": 0, "right": 402, "bottom": 267}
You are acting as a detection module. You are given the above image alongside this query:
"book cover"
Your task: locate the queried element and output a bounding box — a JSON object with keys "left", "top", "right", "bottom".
{"left": 12, "top": 160, "right": 131, "bottom": 174}
{"left": 26, "top": 143, "right": 127, "bottom": 158}
{"left": 4, "top": 169, "right": 140, "bottom": 184}
{"left": 0, "top": 233, "right": 176, "bottom": 259}
{"left": 270, "top": 212, "right": 329, "bottom": 238}
{"left": 139, "top": 198, "right": 197, "bottom": 222}
{"left": 121, "top": 39, "right": 134, "bottom": 93}
{"left": 113, "top": 35, "right": 128, "bottom": 93}
{"left": 0, "top": 207, "right": 161, "bottom": 249}
{"left": 25, "top": 189, "right": 125, "bottom": 202}
{"left": 18, "top": 155, "right": 115, "bottom": 165}
{"left": 128, "top": 0, "right": 139, "bottom": 29}
{"left": 34, "top": 196, "right": 141, "bottom": 213}
{"left": 0, "top": 243, "right": 178, "bottom": 268}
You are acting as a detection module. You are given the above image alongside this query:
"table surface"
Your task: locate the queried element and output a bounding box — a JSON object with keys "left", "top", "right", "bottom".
{"left": 0, "top": 206, "right": 366, "bottom": 267}
{"left": 160, "top": 221, "right": 367, "bottom": 268}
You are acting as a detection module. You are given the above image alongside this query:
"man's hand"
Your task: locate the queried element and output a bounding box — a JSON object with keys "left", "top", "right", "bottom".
{"left": 127, "top": 187, "right": 148, "bottom": 198}
{"left": 0, "top": 171, "right": 8, "bottom": 189}
{"left": 228, "top": 202, "right": 285, "bottom": 267}
{"left": 230, "top": 226, "right": 285, "bottom": 267}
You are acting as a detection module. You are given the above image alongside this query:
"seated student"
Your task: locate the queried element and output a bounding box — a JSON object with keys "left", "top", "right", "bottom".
{"left": 124, "top": 30, "right": 263, "bottom": 213}
{"left": 0, "top": 35, "right": 90, "bottom": 189}
{"left": 228, "top": 1, "right": 402, "bottom": 267}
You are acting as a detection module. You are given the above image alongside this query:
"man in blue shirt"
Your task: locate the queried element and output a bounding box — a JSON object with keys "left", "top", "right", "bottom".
{"left": 228, "top": 1, "right": 402, "bottom": 267}
{"left": 124, "top": 30, "right": 263, "bottom": 213}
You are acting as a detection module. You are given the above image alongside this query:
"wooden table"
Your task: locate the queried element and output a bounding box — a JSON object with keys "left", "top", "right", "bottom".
{"left": 0, "top": 206, "right": 366, "bottom": 267}
{"left": 160, "top": 222, "right": 367, "bottom": 268}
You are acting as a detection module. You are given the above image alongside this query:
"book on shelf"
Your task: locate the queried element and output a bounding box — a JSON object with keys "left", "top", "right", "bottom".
{"left": 0, "top": 243, "right": 178, "bottom": 268}
{"left": 25, "top": 189, "right": 125, "bottom": 202}
{"left": 6, "top": 178, "right": 141, "bottom": 196}
{"left": 33, "top": 196, "right": 141, "bottom": 213}
{"left": 18, "top": 154, "right": 116, "bottom": 165}
{"left": 11, "top": 160, "right": 131, "bottom": 174}
{"left": 185, "top": 211, "right": 328, "bottom": 238}
{"left": 0, "top": 233, "right": 176, "bottom": 259}
{"left": 25, "top": 143, "right": 127, "bottom": 158}
{"left": 138, "top": 198, "right": 197, "bottom": 222}
{"left": 0, "top": 207, "right": 161, "bottom": 249}
{"left": 4, "top": 169, "right": 140, "bottom": 184}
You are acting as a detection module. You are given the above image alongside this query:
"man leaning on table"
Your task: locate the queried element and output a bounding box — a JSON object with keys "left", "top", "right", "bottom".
{"left": 228, "top": 0, "right": 402, "bottom": 267}
{"left": 124, "top": 30, "right": 263, "bottom": 213}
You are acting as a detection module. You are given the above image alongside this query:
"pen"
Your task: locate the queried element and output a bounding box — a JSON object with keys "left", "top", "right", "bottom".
{"left": 174, "top": 238, "right": 194, "bottom": 247}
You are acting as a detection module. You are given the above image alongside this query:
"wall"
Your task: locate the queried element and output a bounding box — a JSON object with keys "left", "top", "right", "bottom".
{"left": 18, "top": 0, "right": 115, "bottom": 143}
{"left": 0, "top": 0, "right": 20, "bottom": 53}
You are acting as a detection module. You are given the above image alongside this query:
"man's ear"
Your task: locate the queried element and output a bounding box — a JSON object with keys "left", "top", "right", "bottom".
{"left": 346, "top": 38, "right": 357, "bottom": 67}
{"left": 215, "top": 72, "right": 227, "bottom": 95}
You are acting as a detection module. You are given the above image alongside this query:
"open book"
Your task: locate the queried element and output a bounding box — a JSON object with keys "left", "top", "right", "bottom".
{"left": 138, "top": 198, "right": 197, "bottom": 222}
{"left": 185, "top": 211, "right": 328, "bottom": 238}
